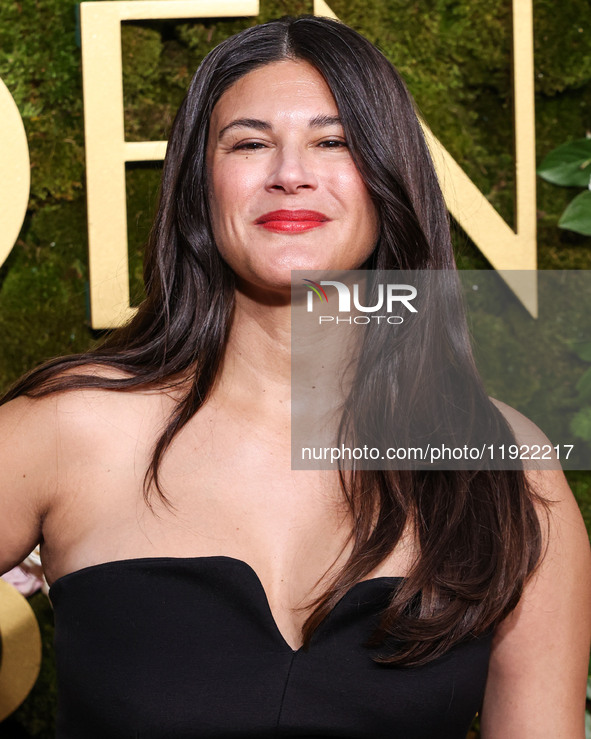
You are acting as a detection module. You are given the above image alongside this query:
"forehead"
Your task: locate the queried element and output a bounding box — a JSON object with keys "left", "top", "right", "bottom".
{"left": 209, "top": 59, "right": 339, "bottom": 129}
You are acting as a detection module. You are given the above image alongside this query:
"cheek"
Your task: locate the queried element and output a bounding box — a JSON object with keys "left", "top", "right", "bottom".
{"left": 333, "top": 165, "right": 372, "bottom": 208}
{"left": 210, "top": 161, "right": 264, "bottom": 229}
{"left": 341, "top": 173, "right": 378, "bottom": 235}
{"left": 353, "top": 180, "right": 379, "bottom": 238}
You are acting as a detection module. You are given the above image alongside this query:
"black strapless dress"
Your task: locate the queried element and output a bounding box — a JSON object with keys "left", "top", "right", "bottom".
{"left": 49, "top": 556, "right": 492, "bottom": 738}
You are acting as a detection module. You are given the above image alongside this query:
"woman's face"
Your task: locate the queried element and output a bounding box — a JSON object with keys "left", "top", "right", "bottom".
{"left": 206, "top": 59, "right": 380, "bottom": 295}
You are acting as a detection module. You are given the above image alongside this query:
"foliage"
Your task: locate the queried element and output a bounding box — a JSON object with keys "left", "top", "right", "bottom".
{"left": 569, "top": 341, "right": 591, "bottom": 444}
{"left": 538, "top": 138, "right": 591, "bottom": 236}
{"left": 0, "top": 0, "right": 84, "bottom": 207}
{"left": 533, "top": 0, "right": 591, "bottom": 96}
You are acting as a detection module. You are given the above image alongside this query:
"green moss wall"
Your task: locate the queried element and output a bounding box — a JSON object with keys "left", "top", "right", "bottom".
{"left": 0, "top": 2, "right": 589, "bottom": 735}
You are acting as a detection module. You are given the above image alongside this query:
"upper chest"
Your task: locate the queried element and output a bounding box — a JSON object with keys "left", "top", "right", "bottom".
{"left": 41, "top": 387, "right": 417, "bottom": 647}
{"left": 41, "top": 389, "right": 355, "bottom": 581}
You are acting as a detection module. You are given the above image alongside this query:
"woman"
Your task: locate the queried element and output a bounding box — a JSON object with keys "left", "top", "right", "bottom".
{"left": 0, "top": 15, "right": 589, "bottom": 738}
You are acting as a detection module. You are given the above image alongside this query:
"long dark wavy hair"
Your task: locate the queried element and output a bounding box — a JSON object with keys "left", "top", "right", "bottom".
{"left": 2, "top": 16, "right": 548, "bottom": 666}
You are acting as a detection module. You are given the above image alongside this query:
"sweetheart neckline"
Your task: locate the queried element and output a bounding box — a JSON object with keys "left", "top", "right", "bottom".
{"left": 48, "top": 554, "right": 406, "bottom": 591}
{"left": 49, "top": 555, "right": 406, "bottom": 653}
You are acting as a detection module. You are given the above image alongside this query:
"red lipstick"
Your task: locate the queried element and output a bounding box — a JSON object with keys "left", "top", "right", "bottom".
{"left": 254, "top": 209, "right": 329, "bottom": 233}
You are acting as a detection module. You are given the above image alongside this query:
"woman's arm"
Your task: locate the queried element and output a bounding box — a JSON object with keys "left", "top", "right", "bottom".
{"left": 479, "top": 467, "right": 591, "bottom": 738}
{"left": 0, "top": 395, "right": 58, "bottom": 574}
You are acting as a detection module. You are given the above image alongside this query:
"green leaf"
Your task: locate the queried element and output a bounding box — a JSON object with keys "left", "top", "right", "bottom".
{"left": 577, "top": 368, "right": 591, "bottom": 402}
{"left": 559, "top": 190, "right": 591, "bottom": 236}
{"left": 570, "top": 341, "right": 591, "bottom": 362}
{"left": 537, "top": 138, "right": 591, "bottom": 187}
{"left": 570, "top": 407, "right": 591, "bottom": 442}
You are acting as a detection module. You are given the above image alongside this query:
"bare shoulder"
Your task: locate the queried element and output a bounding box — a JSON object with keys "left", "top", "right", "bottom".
{"left": 0, "top": 393, "right": 64, "bottom": 572}
{"left": 490, "top": 397, "right": 552, "bottom": 448}
{"left": 18, "top": 362, "right": 178, "bottom": 423}
{"left": 480, "top": 400, "right": 591, "bottom": 737}
{"left": 0, "top": 365, "right": 177, "bottom": 499}
{"left": 0, "top": 392, "right": 61, "bottom": 476}
{"left": 489, "top": 397, "right": 588, "bottom": 585}
{"left": 0, "top": 378, "right": 118, "bottom": 503}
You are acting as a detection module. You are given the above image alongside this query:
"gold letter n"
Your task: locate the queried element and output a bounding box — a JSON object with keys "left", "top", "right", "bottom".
{"left": 316, "top": 0, "right": 538, "bottom": 315}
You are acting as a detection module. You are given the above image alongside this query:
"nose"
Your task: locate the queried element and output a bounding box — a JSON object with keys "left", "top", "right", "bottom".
{"left": 264, "top": 146, "right": 318, "bottom": 194}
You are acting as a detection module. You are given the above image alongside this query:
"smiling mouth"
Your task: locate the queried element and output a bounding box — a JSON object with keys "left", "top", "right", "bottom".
{"left": 254, "top": 210, "right": 330, "bottom": 233}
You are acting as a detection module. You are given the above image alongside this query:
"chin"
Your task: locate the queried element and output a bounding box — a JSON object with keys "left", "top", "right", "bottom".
{"left": 246, "top": 259, "right": 324, "bottom": 286}
{"left": 233, "top": 251, "right": 374, "bottom": 300}
{"left": 233, "top": 272, "right": 291, "bottom": 303}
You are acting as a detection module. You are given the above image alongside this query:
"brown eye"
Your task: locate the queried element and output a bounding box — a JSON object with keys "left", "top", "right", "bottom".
{"left": 318, "top": 139, "right": 348, "bottom": 149}
{"left": 233, "top": 142, "right": 267, "bottom": 151}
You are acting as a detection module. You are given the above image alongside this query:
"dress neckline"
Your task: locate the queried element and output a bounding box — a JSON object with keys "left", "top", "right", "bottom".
{"left": 49, "top": 554, "right": 406, "bottom": 591}
{"left": 49, "top": 555, "right": 406, "bottom": 654}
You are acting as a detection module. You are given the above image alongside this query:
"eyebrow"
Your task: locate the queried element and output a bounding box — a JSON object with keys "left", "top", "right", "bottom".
{"left": 217, "top": 114, "right": 342, "bottom": 140}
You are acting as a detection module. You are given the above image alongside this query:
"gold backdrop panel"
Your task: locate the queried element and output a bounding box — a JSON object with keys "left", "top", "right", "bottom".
{"left": 0, "top": 79, "right": 30, "bottom": 271}
{"left": 0, "top": 579, "right": 42, "bottom": 722}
